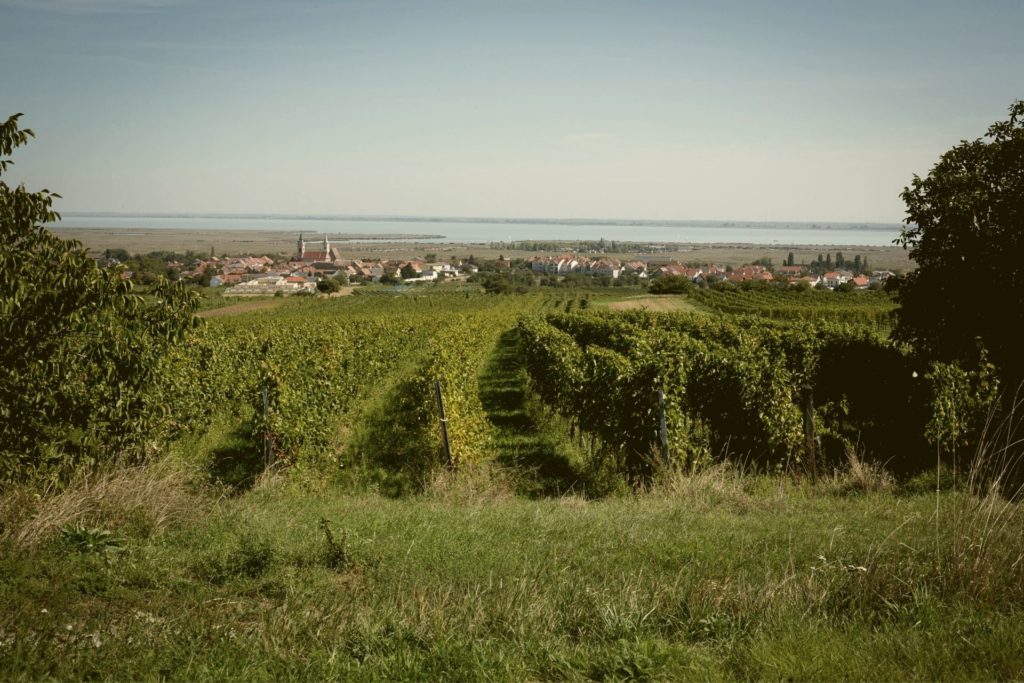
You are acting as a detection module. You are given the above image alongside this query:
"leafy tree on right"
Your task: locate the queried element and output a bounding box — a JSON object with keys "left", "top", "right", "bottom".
{"left": 894, "top": 100, "right": 1024, "bottom": 385}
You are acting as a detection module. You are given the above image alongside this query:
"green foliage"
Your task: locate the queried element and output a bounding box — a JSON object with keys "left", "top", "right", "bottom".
{"left": 351, "top": 301, "right": 537, "bottom": 486}
{"left": 315, "top": 277, "right": 340, "bottom": 293}
{"left": 895, "top": 100, "right": 1024, "bottom": 384}
{"left": 60, "top": 524, "right": 126, "bottom": 555}
{"left": 475, "top": 270, "right": 537, "bottom": 294}
{"left": 647, "top": 275, "right": 694, "bottom": 294}
{"left": 157, "top": 293, "right": 545, "bottom": 485}
{"left": 193, "top": 531, "right": 276, "bottom": 583}
{"left": 925, "top": 357, "right": 999, "bottom": 454}
{"left": 811, "top": 329, "right": 932, "bottom": 473}
{"left": 0, "top": 109, "right": 1000, "bottom": 492}
{"left": 103, "top": 248, "right": 131, "bottom": 262}
{"left": 519, "top": 312, "right": 806, "bottom": 473}
{"left": 185, "top": 300, "right": 434, "bottom": 470}
{"left": 1, "top": 114, "right": 200, "bottom": 485}
{"left": 689, "top": 286, "right": 896, "bottom": 331}
{"left": 517, "top": 305, "right": 985, "bottom": 476}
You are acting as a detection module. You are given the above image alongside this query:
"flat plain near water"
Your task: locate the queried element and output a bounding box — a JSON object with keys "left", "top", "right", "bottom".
{"left": 54, "top": 227, "right": 916, "bottom": 271}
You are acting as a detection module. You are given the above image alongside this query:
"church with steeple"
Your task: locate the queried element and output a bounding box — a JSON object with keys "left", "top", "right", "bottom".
{"left": 294, "top": 233, "right": 340, "bottom": 263}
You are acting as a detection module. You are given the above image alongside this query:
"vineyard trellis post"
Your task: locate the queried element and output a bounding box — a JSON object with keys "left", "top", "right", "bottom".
{"left": 434, "top": 380, "right": 453, "bottom": 468}
{"left": 802, "top": 385, "right": 817, "bottom": 482}
{"left": 658, "top": 389, "right": 670, "bottom": 464}
{"left": 262, "top": 384, "right": 273, "bottom": 468}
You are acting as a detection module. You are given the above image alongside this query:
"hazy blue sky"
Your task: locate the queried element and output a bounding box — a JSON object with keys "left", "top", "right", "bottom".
{"left": 2, "top": 0, "right": 1022, "bottom": 222}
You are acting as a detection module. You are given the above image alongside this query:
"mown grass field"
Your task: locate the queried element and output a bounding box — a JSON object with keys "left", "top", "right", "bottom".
{"left": 2, "top": 289, "right": 1021, "bottom": 681}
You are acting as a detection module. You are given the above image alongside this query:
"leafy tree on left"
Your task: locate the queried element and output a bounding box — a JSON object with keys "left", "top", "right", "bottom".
{"left": 0, "top": 113, "right": 200, "bottom": 485}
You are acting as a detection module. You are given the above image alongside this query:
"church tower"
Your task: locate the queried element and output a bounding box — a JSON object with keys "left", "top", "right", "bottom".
{"left": 322, "top": 234, "right": 331, "bottom": 262}
{"left": 297, "top": 233, "right": 306, "bottom": 261}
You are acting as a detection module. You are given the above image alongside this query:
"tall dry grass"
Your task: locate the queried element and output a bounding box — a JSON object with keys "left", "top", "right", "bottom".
{"left": 0, "top": 459, "right": 204, "bottom": 547}
{"left": 937, "top": 385, "right": 1024, "bottom": 602}
{"left": 824, "top": 446, "right": 895, "bottom": 496}
{"left": 645, "top": 462, "right": 760, "bottom": 512}
{"left": 798, "top": 387, "right": 1024, "bottom": 610}
{"left": 423, "top": 461, "right": 518, "bottom": 505}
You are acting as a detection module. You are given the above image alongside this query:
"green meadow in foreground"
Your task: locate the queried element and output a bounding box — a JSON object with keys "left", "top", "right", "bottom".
{"left": 1, "top": 460, "right": 1022, "bottom": 681}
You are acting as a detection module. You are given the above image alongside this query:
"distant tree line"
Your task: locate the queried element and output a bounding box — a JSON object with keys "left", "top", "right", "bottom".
{"left": 806, "top": 252, "right": 870, "bottom": 274}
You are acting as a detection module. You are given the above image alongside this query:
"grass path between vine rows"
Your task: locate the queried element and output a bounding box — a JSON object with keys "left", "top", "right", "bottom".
{"left": 604, "top": 294, "right": 700, "bottom": 313}
{"left": 197, "top": 299, "right": 283, "bottom": 318}
{"left": 478, "top": 328, "right": 582, "bottom": 496}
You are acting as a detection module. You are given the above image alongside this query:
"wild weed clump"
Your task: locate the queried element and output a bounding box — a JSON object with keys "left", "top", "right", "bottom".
{"left": 964, "top": 384, "right": 1024, "bottom": 498}
{"left": 317, "top": 517, "right": 353, "bottom": 571}
{"left": 805, "top": 389, "right": 1024, "bottom": 611}
{"left": 1, "top": 459, "right": 201, "bottom": 547}
{"left": 825, "top": 447, "right": 895, "bottom": 496}
{"left": 645, "top": 462, "right": 757, "bottom": 511}
{"left": 933, "top": 386, "right": 1024, "bottom": 604}
{"left": 192, "top": 531, "right": 277, "bottom": 583}
{"left": 424, "top": 461, "right": 517, "bottom": 504}
{"left": 59, "top": 524, "right": 127, "bottom": 556}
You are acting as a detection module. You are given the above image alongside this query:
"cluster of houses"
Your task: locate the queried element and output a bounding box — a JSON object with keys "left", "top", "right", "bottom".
{"left": 528, "top": 254, "right": 895, "bottom": 289}
{"left": 144, "top": 236, "right": 898, "bottom": 296}
{"left": 773, "top": 267, "right": 895, "bottom": 289}
{"left": 174, "top": 255, "right": 278, "bottom": 288}
{"left": 528, "top": 255, "right": 650, "bottom": 279}
{"left": 188, "top": 234, "right": 478, "bottom": 296}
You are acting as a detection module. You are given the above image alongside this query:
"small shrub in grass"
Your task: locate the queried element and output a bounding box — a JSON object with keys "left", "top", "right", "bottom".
{"left": 587, "top": 639, "right": 667, "bottom": 681}
{"left": 193, "top": 531, "right": 276, "bottom": 583}
{"left": 60, "top": 523, "right": 126, "bottom": 556}
{"left": 580, "top": 451, "right": 631, "bottom": 498}
{"left": 901, "top": 465, "right": 959, "bottom": 496}
{"left": 826, "top": 448, "right": 895, "bottom": 496}
{"left": 231, "top": 532, "right": 276, "bottom": 578}
{"left": 287, "top": 518, "right": 360, "bottom": 571}
{"left": 318, "top": 517, "right": 352, "bottom": 571}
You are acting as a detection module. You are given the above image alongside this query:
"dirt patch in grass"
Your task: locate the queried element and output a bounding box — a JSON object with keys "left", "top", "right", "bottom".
{"left": 605, "top": 295, "right": 698, "bottom": 312}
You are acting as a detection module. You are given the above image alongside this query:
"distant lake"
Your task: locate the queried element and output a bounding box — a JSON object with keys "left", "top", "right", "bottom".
{"left": 57, "top": 213, "right": 904, "bottom": 247}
